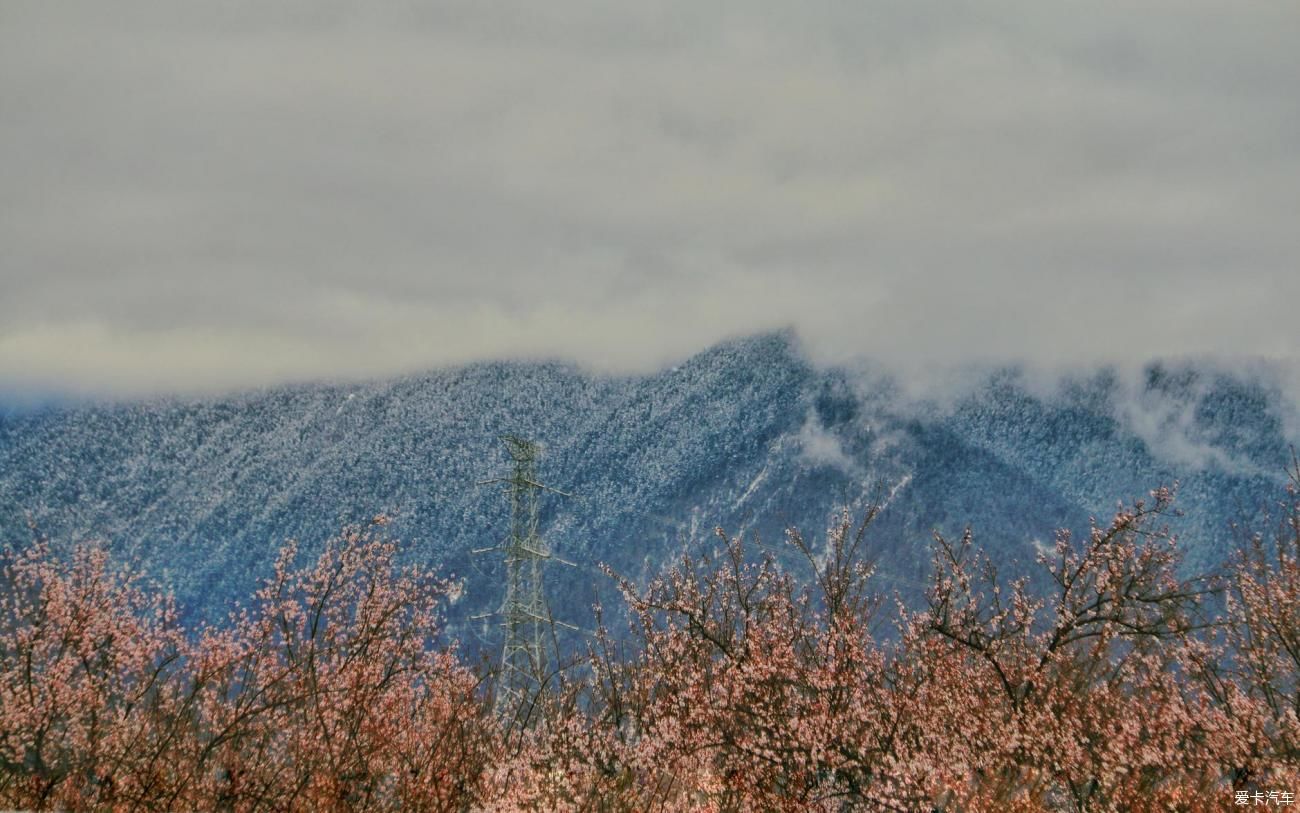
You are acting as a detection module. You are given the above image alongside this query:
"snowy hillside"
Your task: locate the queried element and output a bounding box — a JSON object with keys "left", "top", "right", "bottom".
{"left": 1, "top": 332, "right": 1294, "bottom": 634}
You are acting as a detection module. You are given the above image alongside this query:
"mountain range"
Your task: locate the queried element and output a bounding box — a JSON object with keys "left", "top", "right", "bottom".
{"left": 2, "top": 331, "right": 1295, "bottom": 639}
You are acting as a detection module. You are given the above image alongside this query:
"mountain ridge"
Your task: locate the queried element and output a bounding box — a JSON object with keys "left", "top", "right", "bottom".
{"left": 1, "top": 332, "right": 1294, "bottom": 633}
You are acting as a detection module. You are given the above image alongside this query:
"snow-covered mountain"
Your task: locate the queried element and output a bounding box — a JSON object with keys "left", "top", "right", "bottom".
{"left": 1, "top": 332, "right": 1294, "bottom": 634}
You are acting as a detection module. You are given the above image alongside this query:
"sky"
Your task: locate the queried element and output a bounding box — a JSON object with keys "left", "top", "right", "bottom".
{"left": 2, "top": 2, "right": 1298, "bottom": 395}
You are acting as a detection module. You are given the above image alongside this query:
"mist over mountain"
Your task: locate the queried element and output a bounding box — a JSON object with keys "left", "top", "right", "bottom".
{"left": 1, "top": 332, "right": 1294, "bottom": 637}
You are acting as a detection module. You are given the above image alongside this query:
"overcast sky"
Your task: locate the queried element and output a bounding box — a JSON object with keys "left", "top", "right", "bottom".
{"left": 2, "top": 2, "right": 1298, "bottom": 394}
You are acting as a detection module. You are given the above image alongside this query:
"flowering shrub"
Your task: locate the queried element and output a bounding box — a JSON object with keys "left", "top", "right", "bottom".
{"left": 498, "top": 496, "right": 1230, "bottom": 812}
{"left": 0, "top": 542, "right": 186, "bottom": 808}
{"left": 0, "top": 523, "right": 496, "bottom": 811}
{"left": 1210, "top": 457, "right": 1300, "bottom": 791}
{"left": 3, "top": 483, "right": 1300, "bottom": 811}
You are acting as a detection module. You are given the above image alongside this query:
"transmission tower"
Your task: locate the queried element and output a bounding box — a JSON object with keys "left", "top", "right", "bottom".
{"left": 475, "top": 435, "right": 570, "bottom": 724}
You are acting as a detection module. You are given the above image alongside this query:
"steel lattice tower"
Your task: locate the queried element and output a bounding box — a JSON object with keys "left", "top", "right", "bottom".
{"left": 476, "top": 436, "right": 568, "bottom": 724}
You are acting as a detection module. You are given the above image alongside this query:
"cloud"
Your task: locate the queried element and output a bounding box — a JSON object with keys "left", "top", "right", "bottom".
{"left": 1109, "top": 368, "right": 1249, "bottom": 473}
{"left": 2, "top": 1, "right": 1298, "bottom": 394}
{"left": 796, "top": 410, "right": 856, "bottom": 474}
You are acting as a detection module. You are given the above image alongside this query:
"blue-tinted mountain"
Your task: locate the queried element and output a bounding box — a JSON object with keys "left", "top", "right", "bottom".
{"left": 0, "top": 332, "right": 1294, "bottom": 636}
